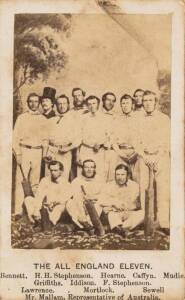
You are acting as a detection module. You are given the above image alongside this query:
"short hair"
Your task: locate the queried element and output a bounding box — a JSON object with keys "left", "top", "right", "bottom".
{"left": 120, "top": 94, "right": 133, "bottom": 104}
{"left": 48, "top": 160, "right": 64, "bottom": 171}
{"left": 27, "top": 93, "right": 40, "bottom": 103}
{"left": 72, "top": 88, "right": 86, "bottom": 97}
{"left": 56, "top": 94, "right": 70, "bottom": 106}
{"left": 83, "top": 159, "right": 96, "bottom": 168}
{"left": 115, "top": 164, "right": 129, "bottom": 174}
{"left": 86, "top": 95, "right": 100, "bottom": 106}
{"left": 102, "top": 92, "right": 116, "bottom": 103}
{"left": 143, "top": 90, "right": 157, "bottom": 101}
{"left": 133, "top": 89, "right": 144, "bottom": 97}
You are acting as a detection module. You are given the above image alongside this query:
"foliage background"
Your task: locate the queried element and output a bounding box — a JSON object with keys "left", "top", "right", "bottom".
{"left": 14, "top": 13, "right": 171, "bottom": 118}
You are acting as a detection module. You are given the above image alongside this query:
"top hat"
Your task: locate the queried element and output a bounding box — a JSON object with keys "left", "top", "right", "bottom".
{"left": 40, "top": 87, "right": 56, "bottom": 103}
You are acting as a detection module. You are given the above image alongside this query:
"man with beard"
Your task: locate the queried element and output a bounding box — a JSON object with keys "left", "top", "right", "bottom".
{"left": 66, "top": 159, "right": 103, "bottom": 231}
{"left": 133, "top": 89, "right": 145, "bottom": 115}
{"left": 100, "top": 164, "right": 144, "bottom": 236}
{"left": 78, "top": 95, "right": 111, "bottom": 179}
{"left": 139, "top": 90, "right": 170, "bottom": 234}
{"left": 40, "top": 87, "right": 56, "bottom": 119}
{"left": 102, "top": 92, "right": 116, "bottom": 116}
{"left": 70, "top": 88, "right": 88, "bottom": 179}
{"left": 44, "top": 94, "right": 81, "bottom": 181}
{"left": 71, "top": 87, "right": 88, "bottom": 113}
{"left": 101, "top": 92, "right": 117, "bottom": 181}
{"left": 24, "top": 160, "right": 72, "bottom": 226}
{"left": 13, "top": 92, "right": 47, "bottom": 215}
{"left": 111, "top": 94, "right": 148, "bottom": 209}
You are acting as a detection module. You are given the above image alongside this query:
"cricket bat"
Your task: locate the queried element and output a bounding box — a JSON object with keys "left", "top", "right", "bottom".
{"left": 81, "top": 185, "right": 105, "bottom": 236}
{"left": 19, "top": 165, "right": 34, "bottom": 197}
{"left": 144, "top": 163, "right": 155, "bottom": 237}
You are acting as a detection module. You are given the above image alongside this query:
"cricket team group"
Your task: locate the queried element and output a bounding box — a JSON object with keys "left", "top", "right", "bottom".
{"left": 13, "top": 86, "right": 170, "bottom": 236}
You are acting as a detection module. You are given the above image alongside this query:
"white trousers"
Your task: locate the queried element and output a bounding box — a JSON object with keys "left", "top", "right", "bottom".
{"left": 45, "top": 149, "right": 72, "bottom": 181}
{"left": 144, "top": 154, "right": 170, "bottom": 228}
{"left": 24, "top": 196, "right": 66, "bottom": 225}
{"left": 108, "top": 210, "right": 145, "bottom": 230}
{"left": 14, "top": 147, "right": 42, "bottom": 215}
{"left": 66, "top": 197, "right": 102, "bottom": 228}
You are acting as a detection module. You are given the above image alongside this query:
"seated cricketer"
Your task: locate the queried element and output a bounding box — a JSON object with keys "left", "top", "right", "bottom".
{"left": 100, "top": 164, "right": 144, "bottom": 236}
{"left": 66, "top": 159, "right": 103, "bottom": 231}
{"left": 24, "top": 160, "right": 72, "bottom": 226}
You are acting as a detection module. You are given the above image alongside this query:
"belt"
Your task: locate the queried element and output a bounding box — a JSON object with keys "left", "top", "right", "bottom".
{"left": 82, "top": 143, "right": 105, "bottom": 149}
{"left": 19, "top": 143, "right": 42, "bottom": 150}
{"left": 119, "top": 144, "right": 134, "bottom": 150}
{"left": 49, "top": 141, "right": 72, "bottom": 149}
{"left": 144, "top": 150, "right": 159, "bottom": 155}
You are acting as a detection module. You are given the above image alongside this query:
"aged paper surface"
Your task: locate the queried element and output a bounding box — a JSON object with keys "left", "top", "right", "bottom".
{"left": 0, "top": 0, "right": 184, "bottom": 299}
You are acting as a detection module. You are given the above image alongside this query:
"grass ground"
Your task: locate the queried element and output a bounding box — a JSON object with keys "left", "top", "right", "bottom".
{"left": 11, "top": 215, "right": 169, "bottom": 250}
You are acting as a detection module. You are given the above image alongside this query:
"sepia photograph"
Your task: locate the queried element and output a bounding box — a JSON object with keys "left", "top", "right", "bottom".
{"left": 11, "top": 5, "right": 172, "bottom": 250}
{"left": 0, "top": 1, "right": 184, "bottom": 299}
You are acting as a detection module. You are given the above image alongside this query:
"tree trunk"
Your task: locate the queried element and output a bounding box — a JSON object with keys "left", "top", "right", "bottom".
{"left": 13, "top": 67, "right": 23, "bottom": 124}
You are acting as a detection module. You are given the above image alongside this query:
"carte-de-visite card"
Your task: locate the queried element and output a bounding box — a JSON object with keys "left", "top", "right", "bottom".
{"left": 0, "top": 0, "right": 184, "bottom": 300}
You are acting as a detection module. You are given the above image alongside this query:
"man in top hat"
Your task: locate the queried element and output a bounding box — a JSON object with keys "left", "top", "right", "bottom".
{"left": 43, "top": 94, "right": 81, "bottom": 181}
{"left": 13, "top": 92, "right": 47, "bottom": 215}
{"left": 138, "top": 90, "right": 170, "bottom": 233}
{"left": 40, "top": 87, "right": 56, "bottom": 119}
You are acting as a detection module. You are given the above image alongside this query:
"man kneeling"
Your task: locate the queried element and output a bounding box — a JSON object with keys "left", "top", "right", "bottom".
{"left": 24, "top": 160, "right": 72, "bottom": 228}
{"left": 100, "top": 164, "right": 144, "bottom": 236}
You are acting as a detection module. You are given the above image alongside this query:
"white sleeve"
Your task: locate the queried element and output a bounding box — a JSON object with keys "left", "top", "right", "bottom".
{"left": 12, "top": 115, "right": 22, "bottom": 155}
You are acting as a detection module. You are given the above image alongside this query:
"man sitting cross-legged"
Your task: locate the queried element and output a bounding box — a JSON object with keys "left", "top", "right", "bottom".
{"left": 24, "top": 160, "right": 72, "bottom": 228}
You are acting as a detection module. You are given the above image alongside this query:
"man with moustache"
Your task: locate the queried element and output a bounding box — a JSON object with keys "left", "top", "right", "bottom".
{"left": 70, "top": 88, "right": 88, "bottom": 179}
{"left": 24, "top": 160, "right": 72, "bottom": 227}
{"left": 13, "top": 92, "right": 47, "bottom": 215}
{"left": 100, "top": 164, "right": 144, "bottom": 236}
{"left": 111, "top": 94, "right": 148, "bottom": 209}
{"left": 71, "top": 87, "right": 88, "bottom": 113}
{"left": 101, "top": 92, "right": 117, "bottom": 181}
{"left": 78, "top": 95, "right": 111, "bottom": 179}
{"left": 139, "top": 90, "right": 170, "bottom": 234}
{"left": 44, "top": 94, "right": 81, "bottom": 181}
{"left": 40, "top": 87, "right": 56, "bottom": 119}
{"left": 102, "top": 92, "right": 116, "bottom": 116}
{"left": 133, "top": 89, "right": 145, "bottom": 115}
{"left": 66, "top": 159, "right": 103, "bottom": 231}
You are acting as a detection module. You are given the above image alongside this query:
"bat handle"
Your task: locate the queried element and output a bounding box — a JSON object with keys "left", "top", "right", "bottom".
{"left": 19, "top": 164, "right": 26, "bottom": 181}
{"left": 81, "top": 185, "right": 86, "bottom": 195}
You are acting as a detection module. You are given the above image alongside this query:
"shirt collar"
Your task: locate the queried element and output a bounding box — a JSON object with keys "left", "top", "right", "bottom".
{"left": 51, "top": 175, "right": 63, "bottom": 184}
{"left": 28, "top": 109, "right": 41, "bottom": 115}
{"left": 144, "top": 109, "right": 158, "bottom": 117}
{"left": 121, "top": 111, "right": 134, "bottom": 118}
{"left": 102, "top": 107, "right": 115, "bottom": 115}
{"left": 43, "top": 109, "right": 55, "bottom": 118}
